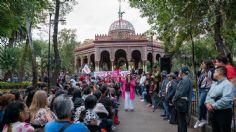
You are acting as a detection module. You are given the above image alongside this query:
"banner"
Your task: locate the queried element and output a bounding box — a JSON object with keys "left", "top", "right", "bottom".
{"left": 82, "top": 64, "right": 91, "bottom": 74}
{"left": 94, "top": 70, "right": 130, "bottom": 78}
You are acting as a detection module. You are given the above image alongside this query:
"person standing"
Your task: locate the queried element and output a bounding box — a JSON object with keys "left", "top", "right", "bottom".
{"left": 205, "top": 66, "right": 234, "bottom": 132}
{"left": 120, "top": 74, "right": 136, "bottom": 111}
{"left": 159, "top": 71, "right": 169, "bottom": 117}
{"left": 145, "top": 73, "right": 152, "bottom": 107}
{"left": 163, "top": 72, "right": 177, "bottom": 120}
{"left": 152, "top": 66, "right": 161, "bottom": 94}
{"left": 194, "top": 60, "right": 213, "bottom": 128}
{"left": 172, "top": 66, "right": 192, "bottom": 132}
{"left": 214, "top": 55, "right": 236, "bottom": 81}
{"left": 139, "top": 72, "right": 146, "bottom": 102}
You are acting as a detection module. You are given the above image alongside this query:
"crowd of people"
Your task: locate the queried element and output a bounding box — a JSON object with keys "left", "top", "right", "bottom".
{"left": 0, "top": 55, "right": 236, "bottom": 132}
{"left": 0, "top": 74, "right": 124, "bottom": 132}
{"left": 141, "top": 55, "right": 236, "bottom": 132}
{"left": 119, "top": 55, "right": 236, "bottom": 132}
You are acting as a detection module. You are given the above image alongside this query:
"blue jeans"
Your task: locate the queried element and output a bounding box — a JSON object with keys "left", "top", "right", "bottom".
{"left": 163, "top": 99, "right": 170, "bottom": 119}
{"left": 198, "top": 89, "right": 209, "bottom": 120}
{"left": 141, "top": 85, "right": 146, "bottom": 99}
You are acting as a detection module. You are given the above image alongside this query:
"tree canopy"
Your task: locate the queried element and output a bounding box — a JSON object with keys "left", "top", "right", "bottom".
{"left": 130, "top": 0, "right": 236, "bottom": 63}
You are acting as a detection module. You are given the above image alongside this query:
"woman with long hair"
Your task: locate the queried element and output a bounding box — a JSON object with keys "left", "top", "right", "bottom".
{"left": 194, "top": 60, "right": 213, "bottom": 128}
{"left": 2, "top": 101, "right": 34, "bottom": 132}
{"left": 29, "top": 90, "right": 57, "bottom": 128}
{"left": 120, "top": 74, "right": 136, "bottom": 112}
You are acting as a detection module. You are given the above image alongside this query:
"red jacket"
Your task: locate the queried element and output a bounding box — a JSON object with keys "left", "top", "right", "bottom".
{"left": 226, "top": 64, "right": 236, "bottom": 80}
{"left": 119, "top": 79, "right": 135, "bottom": 100}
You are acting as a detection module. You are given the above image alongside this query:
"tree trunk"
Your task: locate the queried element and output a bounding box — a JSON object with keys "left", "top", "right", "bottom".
{"left": 52, "top": 0, "right": 61, "bottom": 85}
{"left": 214, "top": 3, "right": 224, "bottom": 54}
{"left": 190, "top": 31, "right": 197, "bottom": 82}
{"left": 214, "top": 1, "right": 233, "bottom": 64}
{"left": 26, "top": 16, "right": 38, "bottom": 88}
{"left": 213, "top": 2, "right": 232, "bottom": 64}
{"left": 18, "top": 40, "right": 29, "bottom": 82}
{"left": 4, "top": 70, "right": 12, "bottom": 81}
{"left": 8, "top": 31, "right": 15, "bottom": 47}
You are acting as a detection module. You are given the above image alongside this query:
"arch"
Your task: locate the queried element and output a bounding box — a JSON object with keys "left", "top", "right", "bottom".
{"left": 90, "top": 54, "right": 95, "bottom": 71}
{"left": 76, "top": 57, "right": 81, "bottom": 67}
{"left": 83, "top": 56, "right": 88, "bottom": 65}
{"left": 100, "top": 51, "right": 111, "bottom": 71}
{"left": 131, "top": 50, "right": 142, "bottom": 69}
{"left": 156, "top": 54, "right": 161, "bottom": 62}
{"left": 76, "top": 57, "right": 81, "bottom": 73}
{"left": 147, "top": 53, "right": 153, "bottom": 71}
{"left": 114, "top": 49, "right": 128, "bottom": 70}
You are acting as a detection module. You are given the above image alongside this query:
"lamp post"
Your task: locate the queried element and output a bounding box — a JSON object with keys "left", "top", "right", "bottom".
{"left": 151, "top": 35, "right": 154, "bottom": 69}
{"left": 48, "top": 12, "right": 52, "bottom": 91}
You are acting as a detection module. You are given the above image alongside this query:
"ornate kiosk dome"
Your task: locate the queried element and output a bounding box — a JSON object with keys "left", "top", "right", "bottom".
{"left": 108, "top": 19, "right": 135, "bottom": 35}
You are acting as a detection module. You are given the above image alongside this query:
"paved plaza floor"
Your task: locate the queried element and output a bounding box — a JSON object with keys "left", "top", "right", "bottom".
{"left": 117, "top": 96, "right": 196, "bottom": 132}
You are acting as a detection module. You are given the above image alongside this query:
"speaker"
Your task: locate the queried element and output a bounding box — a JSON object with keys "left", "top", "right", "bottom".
{"left": 138, "top": 69, "right": 143, "bottom": 75}
{"left": 160, "top": 57, "right": 171, "bottom": 73}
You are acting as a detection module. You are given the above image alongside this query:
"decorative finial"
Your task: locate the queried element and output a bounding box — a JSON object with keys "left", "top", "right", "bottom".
{"left": 118, "top": 0, "right": 125, "bottom": 20}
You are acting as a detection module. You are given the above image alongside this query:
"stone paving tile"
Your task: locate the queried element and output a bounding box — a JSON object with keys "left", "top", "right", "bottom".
{"left": 116, "top": 97, "right": 196, "bottom": 132}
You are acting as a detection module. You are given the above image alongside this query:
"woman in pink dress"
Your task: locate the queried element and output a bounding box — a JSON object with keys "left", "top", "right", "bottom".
{"left": 120, "top": 74, "right": 136, "bottom": 111}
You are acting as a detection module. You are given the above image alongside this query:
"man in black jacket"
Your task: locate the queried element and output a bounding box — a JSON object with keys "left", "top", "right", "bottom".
{"left": 172, "top": 66, "right": 192, "bottom": 132}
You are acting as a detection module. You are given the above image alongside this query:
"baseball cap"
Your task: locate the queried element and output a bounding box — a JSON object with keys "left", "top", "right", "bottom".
{"left": 180, "top": 66, "right": 189, "bottom": 74}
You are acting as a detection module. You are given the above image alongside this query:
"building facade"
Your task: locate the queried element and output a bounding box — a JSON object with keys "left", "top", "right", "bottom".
{"left": 74, "top": 19, "right": 165, "bottom": 72}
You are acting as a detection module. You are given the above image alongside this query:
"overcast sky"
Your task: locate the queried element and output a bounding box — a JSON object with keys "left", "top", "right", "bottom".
{"left": 33, "top": 0, "right": 150, "bottom": 42}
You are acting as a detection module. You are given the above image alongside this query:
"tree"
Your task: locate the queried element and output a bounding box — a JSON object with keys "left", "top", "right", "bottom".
{"left": 130, "top": 0, "right": 236, "bottom": 64}
{"left": 23, "top": 0, "right": 48, "bottom": 87}
{"left": 51, "top": 0, "right": 77, "bottom": 85}
{"left": 33, "top": 40, "right": 48, "bottom": 77}
{"left": 58, "top": 28, "right": 78, "bottom": 73}
{"left": 0, "top": 46, "right": 20, "bottom": 80}
{"left": 0, "top": 0, "right": 48, "bottom": 87}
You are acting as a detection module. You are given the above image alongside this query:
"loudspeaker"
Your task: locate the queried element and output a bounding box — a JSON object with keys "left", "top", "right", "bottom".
{"left": 138, "top": 69, "right": 143, "bottom": 75}
{"left": 160, "top": 57, "right": 171, "bottom": 73}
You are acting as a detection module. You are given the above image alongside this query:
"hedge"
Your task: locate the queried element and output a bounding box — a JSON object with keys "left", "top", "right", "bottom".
{"left": 0, "top": 81, "right": 32, "bottom": 89}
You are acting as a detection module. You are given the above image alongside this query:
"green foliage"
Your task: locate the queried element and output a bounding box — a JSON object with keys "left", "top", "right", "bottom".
{"left": 0, "top": 0, "right": 25, "bottom": 37}
{"left": 172, "top": 35, "right": 217, "bottom": 71}
{"left": 0, "top": 46, "right": 20, "bottom": 72}
{"left": 0, "top": 81, "right": 42, "bottom": 89}
{"left": 58, "top": 28, "right": 78, "bottom": 73}
{"left": 32, "top": 40, "right": 48, "bottom": 75}
{"left": 0, "top": 0, "right": 48, "bottom": 39}
{"left": 33, "top": 40, "right": 48, "bottom": 57}
{"left": 130, "top": 0, "right": 236, "bottom": 60}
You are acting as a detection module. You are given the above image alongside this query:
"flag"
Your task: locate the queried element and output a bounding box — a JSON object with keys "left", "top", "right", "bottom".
{"left": 82, "top": 64, "right": 91, "bottom": 74}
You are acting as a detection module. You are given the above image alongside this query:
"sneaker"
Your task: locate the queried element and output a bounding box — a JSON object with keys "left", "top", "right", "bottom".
{"left": 194, "top": 120, "right": 201, "bottom": 128}
{"left": 198, "top": 120, "right": 207, "bottom": 127}
{"left": 140, "top": 99, "right": 144, "bottom": 102}
{"left": 160, "top": 114, "right": 166, "bottom": 117}
{"left": 111, "top": 125, "right": 116, "bottom": 131}
{"left": 163, "top": 117, "right": 169, "bottom": 120}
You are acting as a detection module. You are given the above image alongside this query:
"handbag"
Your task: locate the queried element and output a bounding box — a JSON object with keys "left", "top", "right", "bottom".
{"left": 176, "top": 99, "right": 188, "bottom": 112}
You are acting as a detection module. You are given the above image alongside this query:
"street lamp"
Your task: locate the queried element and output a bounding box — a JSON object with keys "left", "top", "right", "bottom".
{"left": 151, "top": 35, "right": 154, "bottom": 69}
{"left": 48, "top": 8, "right": 54, "bottom": 91}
